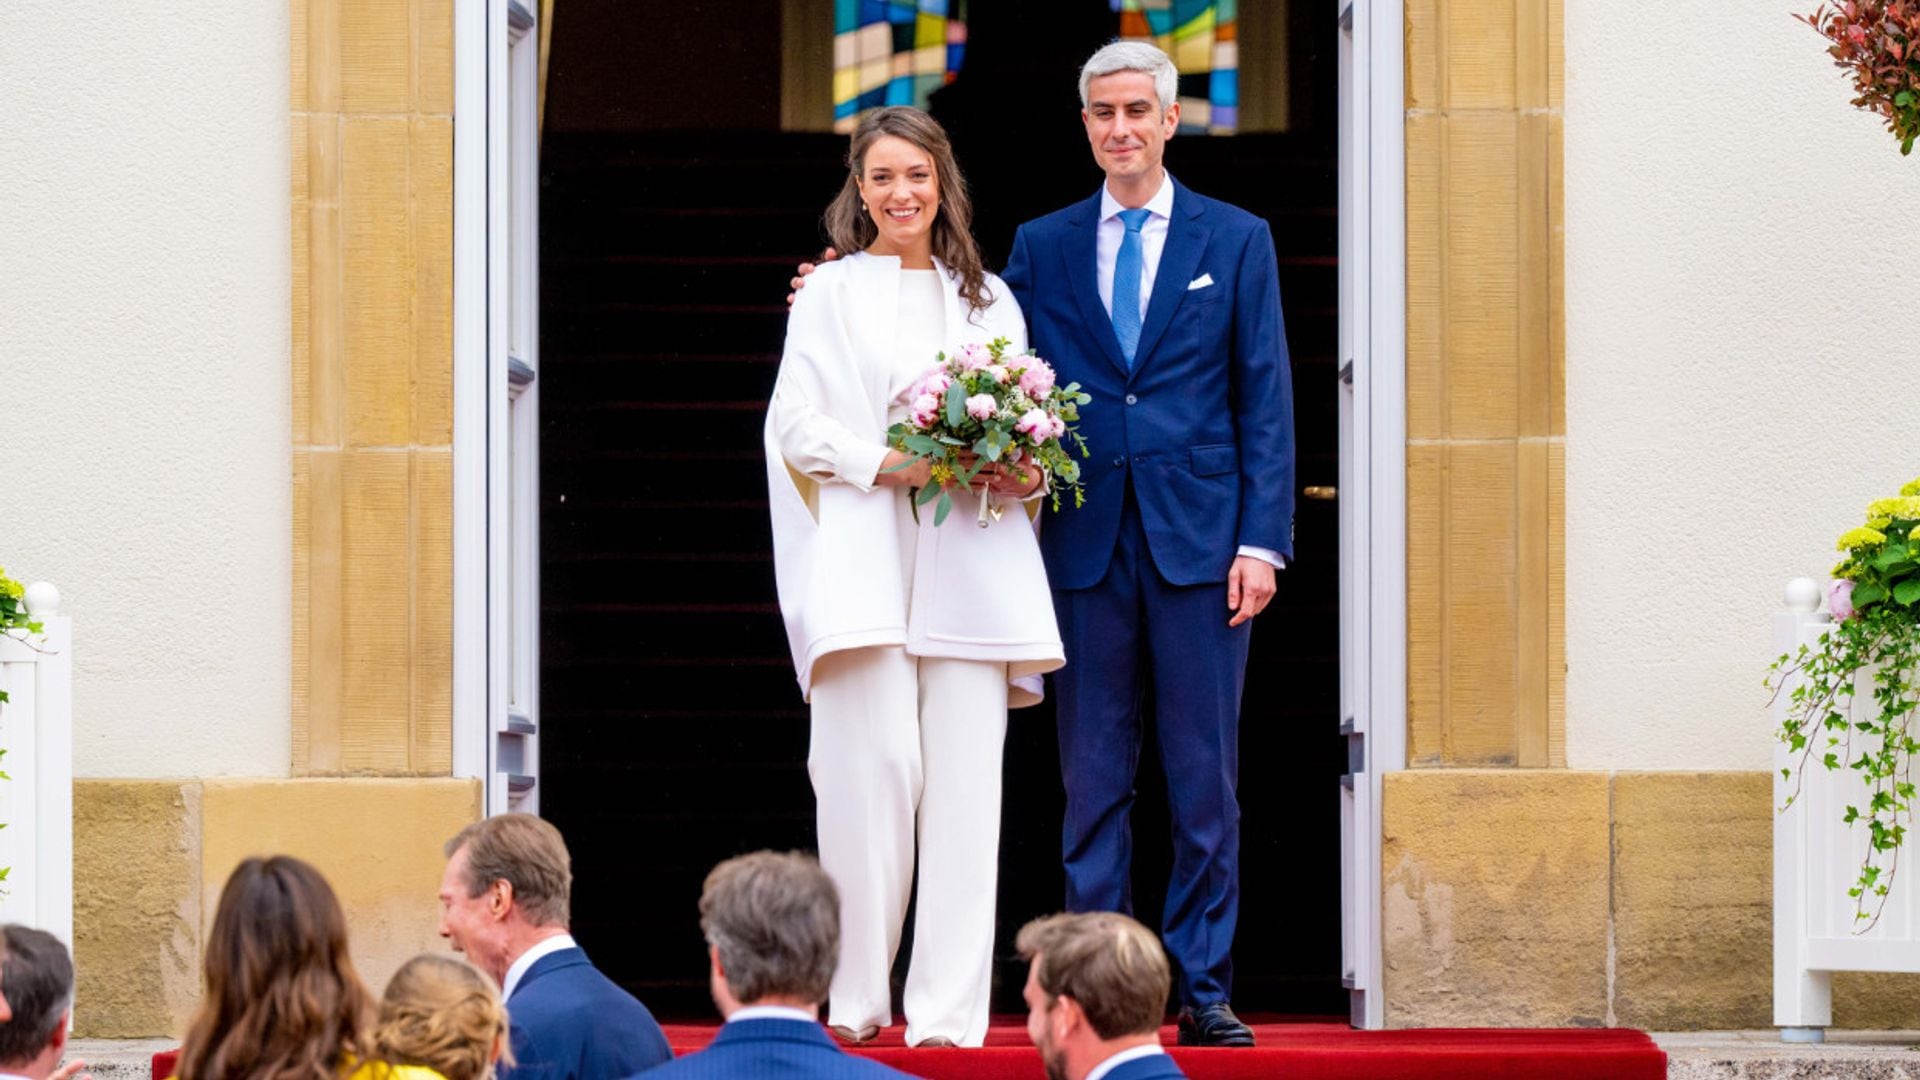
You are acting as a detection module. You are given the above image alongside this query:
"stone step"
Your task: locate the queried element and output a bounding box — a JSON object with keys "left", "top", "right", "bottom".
{"left": 67, "top": 1037, "right": 175, "bottom": 1080}
{"left": 1658, "top": 1030, "right": 1920, "bottom": 1078}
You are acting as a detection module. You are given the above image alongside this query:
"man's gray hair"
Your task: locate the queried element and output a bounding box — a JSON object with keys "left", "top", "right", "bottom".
{"left": 700, "top": 851, "right": 839, "bottom": 1005}
{"left": 1079, "top": 40, "right": 1179, "bottom": 112}
{"left": 0, "top": 926, "right": 73, "bottom": 1066}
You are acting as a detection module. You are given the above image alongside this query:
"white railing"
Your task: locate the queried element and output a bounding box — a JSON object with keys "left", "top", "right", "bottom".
{"left": 1774, "top": 576, "right": 1920, "bottom": 1041}
{"left": 0, "top": 583, "right": 72, "bottom": 945}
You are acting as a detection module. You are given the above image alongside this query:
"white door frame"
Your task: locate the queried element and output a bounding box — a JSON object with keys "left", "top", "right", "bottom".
{"left": 449, "top": 3, "right": 1408, "bottom": 1009}
{"left": 453, "top": 0, "right": 542, "bottom": 815}
{"left": 1336, "top": 0, "right": 1407, "bottom": 1031}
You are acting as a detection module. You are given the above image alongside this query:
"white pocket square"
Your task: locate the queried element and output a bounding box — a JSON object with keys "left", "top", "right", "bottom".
{"left": 1187, "top": 274, "right": 1215, "bottom": 291}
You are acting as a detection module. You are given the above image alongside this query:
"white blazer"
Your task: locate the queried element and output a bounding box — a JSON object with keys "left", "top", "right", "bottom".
{"left": 764, "top": 251, "right": 1065, "bottom": 706}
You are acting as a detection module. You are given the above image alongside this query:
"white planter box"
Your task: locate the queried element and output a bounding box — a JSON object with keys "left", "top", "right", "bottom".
{"left": 1774, "top": 579, "right": 1920, "bottom": 1040}
{"left": 0, "top": 585, "right": 73, "bottom": 946}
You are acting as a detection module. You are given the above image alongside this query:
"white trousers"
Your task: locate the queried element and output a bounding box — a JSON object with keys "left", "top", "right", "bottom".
{"left": 808, "top": 645, "right": 1007, "bottom": 1047}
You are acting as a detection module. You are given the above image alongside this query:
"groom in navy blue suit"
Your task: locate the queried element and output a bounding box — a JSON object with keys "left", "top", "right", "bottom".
{"left": 1001, "top": 40, "right": 1294, "bottom": 1048}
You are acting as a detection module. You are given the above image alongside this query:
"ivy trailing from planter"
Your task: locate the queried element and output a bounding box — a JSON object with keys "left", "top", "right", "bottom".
{"left": 1771, "top": 478, "right": 1920, "bottom": 929}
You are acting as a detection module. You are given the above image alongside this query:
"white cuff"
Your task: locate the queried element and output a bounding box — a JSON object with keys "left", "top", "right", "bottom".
{"left": 1236, "top": 544, "right": 1286, "bottom": 570}
{"left": 837, "top": 439, "right": 891, "bottom": 494}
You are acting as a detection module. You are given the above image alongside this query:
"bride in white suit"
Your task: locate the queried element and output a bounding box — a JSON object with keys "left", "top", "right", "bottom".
{"left": 764, "top": 106, "right": 1064, "bottom": 1048}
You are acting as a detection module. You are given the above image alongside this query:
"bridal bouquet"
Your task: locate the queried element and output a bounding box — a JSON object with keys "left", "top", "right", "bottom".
{"left": 886, "top": 338, "right": 1090, "bottom": 527}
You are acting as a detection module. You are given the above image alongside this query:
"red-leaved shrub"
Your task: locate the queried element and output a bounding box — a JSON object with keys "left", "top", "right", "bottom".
{"left": 1798, "top": 1, "right": 1920, "bottom": 154}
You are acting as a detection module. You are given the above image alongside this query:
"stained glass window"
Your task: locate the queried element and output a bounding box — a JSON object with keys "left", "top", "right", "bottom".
{"left": 1112, "top": 0, "right": 1238, "bottom": 133}
{"left": 833, "top": 0, "right": 969, "bottom": 132}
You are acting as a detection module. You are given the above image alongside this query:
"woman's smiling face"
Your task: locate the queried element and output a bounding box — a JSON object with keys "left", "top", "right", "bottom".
{"left": 856, "top": 134, "right": 940, "bottom": 257}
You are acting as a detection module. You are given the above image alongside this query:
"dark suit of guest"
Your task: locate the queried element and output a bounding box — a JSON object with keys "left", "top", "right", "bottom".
{"left": 501, "top": 947, "right": 672, "bottom": 1080}
{"left": 1101, "top": 1053, "right": 1191, "bottom": 1080}
{"left": 1002, "top": 175, "right": 1295, "bottom": 1008}
{"left": 633, "top": 1019, "right": 917, "bottom": 1080}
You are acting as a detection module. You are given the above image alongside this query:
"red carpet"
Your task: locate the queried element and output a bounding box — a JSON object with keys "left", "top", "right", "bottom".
{"left": 153, "top": 1018, "right": 1667, "bottom": 1079}
{"left": 657, "top": 1016, "right": 1668, "bottom": 1080}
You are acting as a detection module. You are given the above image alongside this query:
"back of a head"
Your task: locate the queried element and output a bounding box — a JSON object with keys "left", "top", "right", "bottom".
{"left": 373, "top": 954, "right": 510, "bottom": 1080}
{"left": 1017, "top": 912, "right": 1171, "bottom": 1041}
{"left": 176, "top": 856, "right": 376, "bottom": 1080}
{"left": 445, "top": 813, "right": 572, "bottom": 928}
{"left": 700, "top": 851, "right": 839, "bottom": 1005}
{"left": 0, "top": 925, "right": 73, "bottom": 1069}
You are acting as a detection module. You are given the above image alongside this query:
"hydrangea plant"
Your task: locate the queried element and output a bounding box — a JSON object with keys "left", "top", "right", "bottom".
{"left": 1771, "top": 477, "right": 1920, "bottom": 928}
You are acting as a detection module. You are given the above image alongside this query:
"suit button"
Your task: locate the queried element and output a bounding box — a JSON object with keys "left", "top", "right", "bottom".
{"left": 1112, "top": 457, "right": 1125, "bottom": 468}
{"left": 1125, "top": 393, "right": 1139, "bottom": 405}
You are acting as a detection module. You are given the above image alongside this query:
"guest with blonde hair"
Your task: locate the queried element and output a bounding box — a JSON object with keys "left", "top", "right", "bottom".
{"left": 350, "top": 954, "right": 511, "bottom": 1080}
{"left": 174, "top": 856, "right": 376, "bottom": 1080}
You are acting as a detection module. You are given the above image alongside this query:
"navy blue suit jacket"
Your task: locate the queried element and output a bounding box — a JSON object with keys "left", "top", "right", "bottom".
{"left": 1002, "top": 179, "right": 1295, "bottom": 589}
{"left": 499, "top": 947, "right": 672, "bottom": 1080}
{"left": 631, "top": 1019, "right": 916, "bottom": 1080}
{"left": 1104, "top": 1053, "right": 1190, "bottom": 1080}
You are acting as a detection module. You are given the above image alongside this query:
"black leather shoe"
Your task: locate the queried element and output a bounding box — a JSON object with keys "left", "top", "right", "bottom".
{"left": 1176, "top": 1002, "right": 1256, "bottom": 1047}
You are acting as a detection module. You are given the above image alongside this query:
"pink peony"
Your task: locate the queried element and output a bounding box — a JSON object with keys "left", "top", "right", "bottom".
{"left": 919, "top": 370, "right": 953, "bottom": 396}
{"left": 1830, "top": 578, "right": 1856, "bottom": 621}
{"left": 910, "top": 393, "right": 940, "bottom": 428}
{"left": 1018, "top": 361, "right": 1056, "bottom": 396}
{"left": 985, "top": 364, "right": 1011, "bottom": 384}
{"left": 965, "top": 393, "right": 997, "bottom": 420}
{"left": 955, "top": 343, "right": 993, "bottom": 370}
{"left": 1049, "top": 414, "right": 1067, "bottom": 438}
{"left": 1015, "top": 408, "right": 1053, "bottom": 443}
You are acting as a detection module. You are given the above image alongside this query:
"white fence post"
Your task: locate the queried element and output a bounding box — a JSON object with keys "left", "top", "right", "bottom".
{"left": 1774, "top": 576, "right": 1832, "bottom": 1041}
{"left": 0, "top": 583, "right": 73, "bottom": 946}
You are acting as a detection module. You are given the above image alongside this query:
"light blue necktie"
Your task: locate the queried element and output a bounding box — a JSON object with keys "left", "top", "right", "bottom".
{"left": 1111, "top": 208, "right": 1151, "bottom": 367}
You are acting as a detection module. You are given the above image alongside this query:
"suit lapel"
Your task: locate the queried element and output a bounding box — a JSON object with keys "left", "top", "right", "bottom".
{"left": 1130, "top": 181, "right": 1210, "bottom": 374}
{"left": 1064, "top": 191, "right": 1132, "bottom": 379}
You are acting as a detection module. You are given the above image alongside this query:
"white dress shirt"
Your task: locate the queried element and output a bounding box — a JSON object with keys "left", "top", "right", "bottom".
{"left": 501, "top": 932, "right": 577, "bottom": 1002}
{"left": 727, "top": 1004, "right": 818, "bottom": 1024}
{"left": 1095, "top": 171, "right": 1286, "bottom": 572}
{"left": 1084, "top": 1043, "right": 1168, "bottom": 1080}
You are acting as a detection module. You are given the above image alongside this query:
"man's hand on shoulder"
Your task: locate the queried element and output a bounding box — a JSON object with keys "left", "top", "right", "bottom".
{"left": 1226, "top": 555, "right": 1277, "bottom": 628}
{"left": 786, "top": 247, "right": 840, "bottom": 307}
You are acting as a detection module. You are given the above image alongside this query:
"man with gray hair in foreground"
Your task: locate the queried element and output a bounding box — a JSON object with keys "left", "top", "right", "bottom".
{"left": 0, "top": 926, "right": 87, "bottom": 1080}
{"left": 635, "top": 851, "right": 915, "bottom": 1079}
{"left": 1019, "top": 912, "right": 1188, "bottom": 1080}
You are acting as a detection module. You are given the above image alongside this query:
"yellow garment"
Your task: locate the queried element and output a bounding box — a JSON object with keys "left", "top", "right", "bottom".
{"left": 345, "top": 1062, "right": 452, "bottom": 1080}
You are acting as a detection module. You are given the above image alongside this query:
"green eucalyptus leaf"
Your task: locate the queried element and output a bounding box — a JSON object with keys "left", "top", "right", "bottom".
{"left": 915, "top": 483, "right": 941, "bottom": 507}
{"left": 945, "top": 384, "right": 966, "bottom": 427}
{"left": 933, "top": 491, "right": 953, "bottom": 526}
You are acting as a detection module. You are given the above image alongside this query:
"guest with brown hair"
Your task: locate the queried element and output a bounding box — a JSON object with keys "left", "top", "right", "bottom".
{"left": 351, "top": 954, "right": 509, "bottom": 1080}
{"left": 174, "top": 856, "right": 376, "bottom": 1080}
{"left": 1018, "top": 912, "right": 1185, "bottom": 1080}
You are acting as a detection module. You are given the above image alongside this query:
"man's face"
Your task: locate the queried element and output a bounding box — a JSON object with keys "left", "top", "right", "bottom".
{"left": 1023, "top": 959, "right": 1068, "bottom": 1080}
{"left": 1082, "top": 70, "right": 1178, "bottom": 184}
{"left": 438, "top": 847, "right": 501, "bottom": 970}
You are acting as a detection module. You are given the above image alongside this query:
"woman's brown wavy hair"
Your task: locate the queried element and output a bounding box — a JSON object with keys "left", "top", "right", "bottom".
{"left": 371, "top": 954, "right": 511, "bottom": 1080}
{"left": 823, "top": 106, "right": 992, "bottom": 315}
{"left": 176, "top": 856, "right": 376, "bottom": 1080}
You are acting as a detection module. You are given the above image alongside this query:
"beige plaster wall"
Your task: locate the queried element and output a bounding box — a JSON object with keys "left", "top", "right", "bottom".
{"left": 0, "top": 1, "right": 293, "bottom": 778}
{"left": 1563, "top": 0, "right": 1920, "bottom": 771}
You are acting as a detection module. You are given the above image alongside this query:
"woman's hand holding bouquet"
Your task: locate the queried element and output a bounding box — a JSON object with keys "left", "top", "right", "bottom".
{"left": 885, "top": 338, "right": 1091, "bottom": 527}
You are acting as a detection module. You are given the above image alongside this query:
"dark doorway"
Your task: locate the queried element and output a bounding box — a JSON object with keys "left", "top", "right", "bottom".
{"left": 539, "top": 0, "right": 1345, "bottom": 1020}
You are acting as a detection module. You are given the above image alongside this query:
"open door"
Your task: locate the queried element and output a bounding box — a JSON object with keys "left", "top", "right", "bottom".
{"left": 455, "top": 0, "right": 542, "bottom": 816}
{"left": 1335, "top": 0, "right": 1405, "bottom": 1030}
